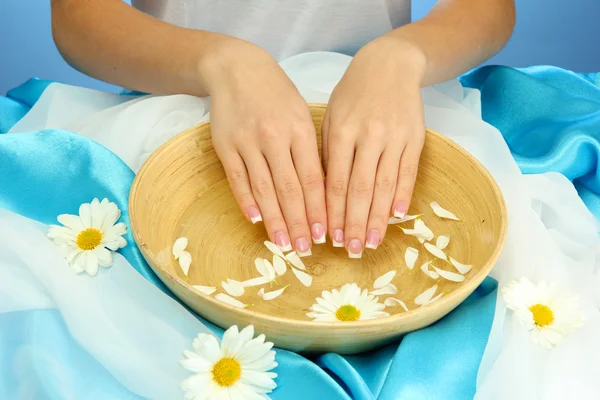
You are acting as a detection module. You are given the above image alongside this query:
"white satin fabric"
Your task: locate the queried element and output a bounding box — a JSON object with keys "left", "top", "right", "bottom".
{"left": 8, "top": 52, "right": 600, "bottom": 398}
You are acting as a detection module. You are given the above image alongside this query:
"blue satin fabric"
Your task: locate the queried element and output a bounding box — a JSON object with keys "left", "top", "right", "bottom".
{"left": 461, "top": 66, "right": 600, "bottom": 217}
{"left": 1, "top": 65, "right": 598, "bottom": 399}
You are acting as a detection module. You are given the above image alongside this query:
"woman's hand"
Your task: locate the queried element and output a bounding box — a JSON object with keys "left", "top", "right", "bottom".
{"left": 322, "top": 37, "right": 427, "bottom": 257}
{"left": 205, "top": 40, "right": 327, "bottom": 256}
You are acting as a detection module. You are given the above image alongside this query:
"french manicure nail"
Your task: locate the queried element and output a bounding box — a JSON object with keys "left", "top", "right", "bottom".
{"left": 366, "top": 230, "right": 381, "bottom": 250}
{"left": 275, "top": 231, "right": 292, "bottom": 252}
{"left": 393, "top": 202, "right": 407, "bottom": 219}
{"left": 332, "top": 229, "right": 344, "bottom": 247}
{"left": 247, "top": 206, "right": 262, "bottom": 224}
{"left": 311, "top": 223, "right": 326, "bottom": 244}
{"left": 296, "top": 237, "right": 312, "bottom": 257}
{"left": 348, "top": 239, "right": 363, "bottom": 259}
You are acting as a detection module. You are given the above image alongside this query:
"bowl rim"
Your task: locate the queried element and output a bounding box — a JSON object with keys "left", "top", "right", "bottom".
{"left": 129, "top": 103, "right": 507, "bottom": 331}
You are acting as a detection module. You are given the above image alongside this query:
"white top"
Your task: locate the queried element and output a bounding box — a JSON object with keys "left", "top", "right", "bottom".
{"left": 131, "top": 0, "right": 411, "bottom": 60}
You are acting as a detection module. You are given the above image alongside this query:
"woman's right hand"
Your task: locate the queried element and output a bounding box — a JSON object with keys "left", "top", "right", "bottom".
{"left": 202, "top": 39, "right": 327, "bottom": 256}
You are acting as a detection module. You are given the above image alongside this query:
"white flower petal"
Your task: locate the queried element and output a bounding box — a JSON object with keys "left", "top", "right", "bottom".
{"left": 221, "top": 325, "right": 240, "bottom": 356}
{"left": 414, "top": 284, "right": 438, "bottom": 305}
{"left": 402, "top": 219, "right": 434, "bottom": 242}
{"left": 57, "top": 214, "right": 85, "bottom": 233}
{"left": 433, "top": 266, "right": 465, "bottom": 282}
{"left": 264, "top": 240, "right": 285, "bottom": 259}
{"left": 258, "top": 285, "right": 289, "bottom": 301}
{"left": 424, "top": 242, "right": 448, "bottom": 261}
{"left": 404, "top": 247, "right": 419, "bottom": 269}
{"left": 255, "top": 258, "right": 275, "bottom": 280}
{"left": 215, "top": 293, "right": 247, "bottom": 308}
{"left": 370, "top": 284, "right": 398, "bottom": 296}
{"left": 90, "top": 198, "right": 103, "bottom": 229}
{"left": 79, "top": 203, "right": 93, "bottom": 228}
{"left": 430, "top": 202, "right": 460, "bottom": 220}
{"left": 420, "top": 261, "right": 439, "bottom": 279}
{"left": 272, "top": 255, "right": 287, "bottom": 276}
{"left": 100, "top": 200, "right": 122, "bottom": 233}
{"left": 291, "top": 268, "right": 312, "bottom": 287}
{"left": 373, "top": 270, "right": 396, "bottom": 289}
{"left": 179, "top": 251, "right": 192, "bottom": 276}
{"left": 425, "top": 292, "right": 444, "bottom": 305}
{"left": 284, "top": 251, "right": 306, "bottom": 271}
{"left": 83, "top": 251, "right": 99, "bottom": 276}
{"left": 222, "top": 279, "right": 245, "bottom": 297}
{"left": 435, "top": 235, "right": 450, "bottom": 250}
{"left": 94, "top": 246, "right": 113, "bottom": 267}
{"left": 384, "top": 297, "right": 409, "bottom": 311}
{"left": 192, "top": 285, "right": 216, "bottom": 295}
{"left": 179, "top": 357, "right": 212, "bottom": 373}
{"left": 172, "top": 237, "right": 188, "bottom": 259}
{"left": 240, "top": 369, "right": 278, "bottom": 391}
{"left": 242, "top": 277, "right": 271, "bottom": 287}
{"left": 449, "top": 257, "right": 473, "bottom": 274}
{"left": 388, "top": 214, "right": 421, "bottom": 224}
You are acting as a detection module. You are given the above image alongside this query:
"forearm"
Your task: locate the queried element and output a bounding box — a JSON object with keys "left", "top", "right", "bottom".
{"left": 384, "top": 0, "right": 516, "bottom": 86}
{"left": 50, "top": 0, "right": 258, "bottom": 97}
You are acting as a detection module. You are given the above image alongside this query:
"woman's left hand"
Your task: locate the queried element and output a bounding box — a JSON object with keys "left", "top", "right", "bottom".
{"left": 323, "top": 37, "right": 427, "bottom": 258}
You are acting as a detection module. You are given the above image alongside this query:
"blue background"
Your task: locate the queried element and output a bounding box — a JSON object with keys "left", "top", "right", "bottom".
{"left": 1, "top": 0, "right": 599, "bottom": 95}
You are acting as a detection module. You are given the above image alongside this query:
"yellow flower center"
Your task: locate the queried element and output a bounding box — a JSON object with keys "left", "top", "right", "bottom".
{"left": 529, "top": 303, "right": 554, "bottom": 327}
{"left": 76, "top": 228, "right": 103, "bottom": 250}
{"left": 336, "top": 305, "right": 361, "bottom": 321}
{"left": 212, "top": 357, "right": 241, "bottom": 387}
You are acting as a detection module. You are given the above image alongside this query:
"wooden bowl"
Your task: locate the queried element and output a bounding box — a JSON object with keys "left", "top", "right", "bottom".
{"left": 129, "top": 104, "right": 507, "bottom": 354}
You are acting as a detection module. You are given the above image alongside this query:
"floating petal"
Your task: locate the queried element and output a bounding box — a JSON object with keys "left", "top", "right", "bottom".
{"left": 291, "top": 268, "right": 312, "bottom": 287}
{"left": 285, "top": 251, "right": 306, "bottom": 271}
{"left": 402, "top": 219, "right": 434, "bottom": 242}
{"left": 273, "top": 255, "right": 287, "bottom": 276}
{"left": 436, "top": 235, "right": 450, "bottom": 250}
{"left": 374, "top": 270, "right": 396, "bottom": 289}
{"left": 255, "top": 258, "right": 275, "bottom": 280}
{"left": 426, "top": 292, "right": 445, "bottom": 305}
{"left": 264, "top": 240, "right": 285, "bottom": 258}
{"left": 388, "top": 214, "right": 421, "bottom": 224}
{"left": 414, "top": 284, "right": 438, "bottom": 305}
{"left": 424, "top": 242, "right": 448, "bottom": 261}
{"left": 215, "top": 293, "right": 247, "bottom": 308}
{"left": 420, "top": 261, "right": 439, "bottom": 279}
{"left": 192, "top": 285, "right": 216, "bottom": 295}
{"left": 433, "top": 266, "right": 465, "bottom": 282}
{"left": 405, "top": 247, "right": 419, "bottom": 269}
{"left": 384, "top": 297, "right": 409, "bottom": 311}
{"left": 179, "top": 251, "right": 192, "bottom": 276}
{"left": 258, "top": 285, "right": 289, "bottom": 301}
{"left": 371, "top": 284, "right": 398, "bottom": 296}
{"left": 172, "top": 237, "right": 188, "bottom": 259}
{"left": 222, "top": 279, "right": 245, "bottom": 297}
{"left": 430, "top": 202, "right": 459, "bottom": 220}
{"left": 242, "top": 277, "right": 271, "bottom": 287}
{"left": 450, "top": 257, "right": 473, "bottom": 274}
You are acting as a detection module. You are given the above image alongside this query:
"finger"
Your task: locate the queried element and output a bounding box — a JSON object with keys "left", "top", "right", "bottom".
{"left": 365, "top": 145, "right": 402, "bottom": 250}
{"left": 343, "top": 144, "right": 382, "bottom": 258}
{"left": 325, "top": 131, "right": 355, "bottom": 249}
{"left": 291, "top": 130, "right": 327, "bottom": 245}
{"left": 219, "top": 151, "right": 263, "bottom": 224}
{"left": 263, "top": 146, "right": 312, "bottom": 257}
{"left": 241, "top": 149, "right": 294, "bottom": 253}
{"left": 321, "top": 110, "right": 331, "bottom": 173}
{"left": 392, "top": 141, "right": 423, "bottom": 219}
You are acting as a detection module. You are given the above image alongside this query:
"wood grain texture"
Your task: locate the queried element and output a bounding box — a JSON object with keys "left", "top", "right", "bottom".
{"left": 129, "top": 104, "right": 507, "bottom": 355}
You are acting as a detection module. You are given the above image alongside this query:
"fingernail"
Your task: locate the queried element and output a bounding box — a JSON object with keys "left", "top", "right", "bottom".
{"left": 366, "top": 230, "right": 381, "bottom": 250}
{"left": 295, "top": 237, "right": 312, "bottom": 257}
{"left": 347, "top": 239, "right": 363, "bottom": 259}
{"left": 247, "top": 206, "right": 262, "bottom": 224}
{"left": 311, "top": 223, "right": 326, "bottom": 244}
{"left": 332, "top": 229, "right": 344, "bottom": 247}
{"left": 274, "top": 231, "right": 292, "bottom": 252}
{"left": 393, "top": 202, "right": 407, "bottom": 219}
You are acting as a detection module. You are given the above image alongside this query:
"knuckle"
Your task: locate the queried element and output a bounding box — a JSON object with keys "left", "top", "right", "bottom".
{"left": 328, "top": 180, "right": 348, "bottom": 197}
{"left": 399, "top": 163, "right": 418, "bottom": 179}
{"left": 228, "top": 168, "right": 246, "bottom": 183}
{"left": 276, "top": 179, "right": 302, "bottom": 200}
{"left": 265, "top": 216, "right": 286, "bottom": 229}
{"left": 301, "top": 172, "right": 324, "bottom": 194}
{"left": 344, "top": 221, "right": 364, "bottom": 233}
{"left": 254, "top": 179, "right": 274, "bottom": 197}
{"left": 237, "top": 191, "right": 255, "bottom": 206}
{"left": 286, "top": 219, "right": 306, "bottom": 233}
{"left": 396, "top": 184, "right": 413, "bottom": 198}
{"left": 375, "top": 176, "right": 395, "bottom": 194}
{"left": 349, "top": 181, "right": 373, "bottom": 199}
{"left": 368, "top": 212, "right": 388, "bottom": 227}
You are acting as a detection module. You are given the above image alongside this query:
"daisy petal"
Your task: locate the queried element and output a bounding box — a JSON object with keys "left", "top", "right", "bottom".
{"left": 79, "top": 202, "right": 93, "bottom": 228}
{"left": 284, "top": 251, "right": 306, "bottom": 271}
{"left": 179, "top": 251, "right": 192, "bottom": 276}
{"left": 272, "top": 255, "right": 287, "bottom": 276}
{"left": 388, "top": 214, "right": 421, "bottom": 224}
{"left": 94, "top": 247, "right": 113, "bottom": 267}
{"left": 84, "top": 251, "right": 99, "bottom": 276}
{"left": 433, "top": 266, "right": 465, "bottom": 282}
{"left": 291, "top": 268, "right": 312, "bottom": 287}
{"left": 373, "top": 270, "right": 396, "bottom": 289}
{"left": 264, "top": 241, "right": 285, "bottom": 259}
{"left": 215, "top": 293, "right": 247, "bottom": 308}
{"left": 430, "top": 202, "right": 460, "bottom": 220}
{"left": 192, "top": 285, "right": 216, "bottom": 295}
{"left": 449, "top": 257, "right": 473, "bottom": 274}
{"left": 435, "top": 235, "right": 450, "bottom": 250}
{"left": 424, "top": 242, "right": 448, "bottom": 261}
{"left": 404, "top": 247, "right": 419, "bottom": 269}
{"left": 425, "top": 292, "right": 444, "bottom": 305}
{"left": 420, "top": 261, "right": 439, "bottom": 279}
{"left": 370, "top": 283, "right": 398, "bottom": 296}
{"left": 172, "top": 237, "right": 188, "bottom": 259}
{"left": 414, "top": 284, "right": 438, "bottom": 305}
{"left": 57, "top": 214, "right": 85, "bottom": 233}
{"left": 384, "top": 297, "right": 409, "bottom": 311}
{"left": 242, "top": 277, "right": 271, "bottom": 287}
{"left": 259, "top": 285, "right": 289, "bottom": 301}
{"left": 222, "top": 279, "right": 245, "bottom": 297}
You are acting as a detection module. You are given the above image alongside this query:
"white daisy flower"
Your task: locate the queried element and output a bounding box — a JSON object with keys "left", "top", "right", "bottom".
{"left": 306, "top": 283, "right": 389, "bottom": 322}
{"left": 501, "top": 277, "right": 584, "bottom": 349}
{"left": 47, "top": 198, "right": 127, "bottom": 276}
{"left": 180, "top": 325, "right": 278, "bottom": 400}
